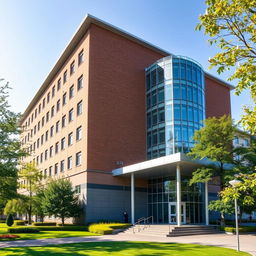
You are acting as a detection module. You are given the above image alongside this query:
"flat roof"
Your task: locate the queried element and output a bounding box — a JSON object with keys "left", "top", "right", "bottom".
{"left": 20, "top": 14, "right": 235, "bottom": 123}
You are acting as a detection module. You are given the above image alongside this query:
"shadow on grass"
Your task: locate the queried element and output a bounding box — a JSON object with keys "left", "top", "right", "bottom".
{"left": 0, "top": 241, "right": 249, "bottom": 256}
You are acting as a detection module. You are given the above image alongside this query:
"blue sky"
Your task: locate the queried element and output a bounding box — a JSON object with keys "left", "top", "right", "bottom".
{"left": 0, "top": 0, "right": 252, "bottom": 122}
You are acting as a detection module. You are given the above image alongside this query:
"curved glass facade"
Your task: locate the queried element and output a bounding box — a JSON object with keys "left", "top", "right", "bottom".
{"left": 146, "top": 56, "right": 205, "bottom": 159}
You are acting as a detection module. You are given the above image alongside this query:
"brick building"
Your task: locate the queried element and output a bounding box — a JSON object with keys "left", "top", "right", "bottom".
{"left": 20, "top": 15, "right": 234, "bottom": 225}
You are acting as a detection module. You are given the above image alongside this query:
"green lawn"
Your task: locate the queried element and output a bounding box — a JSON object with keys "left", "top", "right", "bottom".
{"left": 0, "top": 223, "right": 98, "bottom": 240}
{"left": 0, "top": 242, "right": 250, "bottom": 256}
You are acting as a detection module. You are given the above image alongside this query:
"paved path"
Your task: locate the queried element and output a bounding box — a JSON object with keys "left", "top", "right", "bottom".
{"left": 0, "top": 232, "right": 255, "bottom": 255}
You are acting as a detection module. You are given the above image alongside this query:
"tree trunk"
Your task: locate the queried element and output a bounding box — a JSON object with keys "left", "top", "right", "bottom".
{"left": 219, "top": 162, "right": 225, "bottom": 227}
{"left": 61, "top": 216, "right": 65, "bottom": 226}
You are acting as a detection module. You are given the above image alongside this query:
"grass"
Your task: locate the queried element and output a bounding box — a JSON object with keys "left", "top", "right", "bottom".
{"left": 0, "top": 223, "right": 98, "bottom": 240}
{"left": 0, "top": 241, "right": 250, "bottom": 256}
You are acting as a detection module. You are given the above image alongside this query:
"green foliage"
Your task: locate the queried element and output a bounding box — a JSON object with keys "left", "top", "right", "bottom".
{"left": 14, "top": 220, "right": 26, "bottom": 226}
{"left": 8, "top": 228, "right": 40, "bottom": 233}
{"left": 4, "top": 197, "right": 29, "bottom": 215}
{"left": 188, "top": 115, "right": 235, "bottom": 188}
{"left": 6, "top": 214, "right": 14, "bottom": 227}
{"left": 42, "top": 179, "right": 81, "bottom": 225}
{"left": 223, "top": 226, "right": 256, "bottom": 233}
{"left": 33, "top": 222, "right": 56, "bottom": 226}
{"left": 0, "top": 80, "right": 26, "bottom": 208}
{"left": 197, "top": 0, "right": 256, "bottom": 134}
{"left": 88, "top": 223, "right": 131, "bottom": 235}
{"left": 208, "top": 199, "right": 234, "bottom": 215}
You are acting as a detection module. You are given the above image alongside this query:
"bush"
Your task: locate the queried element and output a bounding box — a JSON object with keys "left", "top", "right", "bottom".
{"left": 6, "top": 214, "right": 14, "bottom": 227}
{"left": 0, "top": 220, "right": 6, "bottom": 223}
{"left": 14, "top": 220, "right": 26, "bottom": 226}
{"left": 223, "top": 226, "right": 256, "bottom": 233}
{"left": 88, "top": 223, "right": 131, "bottom": 235}
{"left": 8, "top": 228, "right": 40, "bottom": 233}
{"left": 33, "top": 222, "right": 56, "bottom": 226}
{"left": 35, "top": 225, "right": 88, "bottom": 231}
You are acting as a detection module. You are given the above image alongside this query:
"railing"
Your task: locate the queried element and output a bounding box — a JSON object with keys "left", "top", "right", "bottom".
{"left": 133, "top": 216, "right": 153, "bottom": 234}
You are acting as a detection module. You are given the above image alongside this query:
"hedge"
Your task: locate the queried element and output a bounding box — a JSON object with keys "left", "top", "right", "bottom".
{"left": 33, "top": 225, "right": 88, "bottom": 231}
{"left": 88, "top": 223, "right": 131, "bottom": 235}
{"left": 0, "top": 220, "right": 6, "bottom": 223}
{"left": 8, "top": 228, "right": 40, "bottom": 233}
{"left": 14, "top": 220, "right": 26, "bottom": 226}
{"left": 33, "top": 222, "right": 56, "bottom": 226}
{"left": 223, "top": 226, "right": 256, "bottom": 233}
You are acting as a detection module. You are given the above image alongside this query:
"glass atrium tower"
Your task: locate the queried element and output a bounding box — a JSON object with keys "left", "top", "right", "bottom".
{"left": 146, "top": 56, "right": 205, "bottom": 159}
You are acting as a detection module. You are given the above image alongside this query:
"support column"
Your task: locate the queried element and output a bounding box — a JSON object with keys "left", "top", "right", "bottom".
{"left": 131, "top": 173, "right": 135, "bottom": 224}
{"left": 205, "top": 181, "right": 209, "bottom": 225}
{"left": 176, "top": 164, "right": 181, "bottom": 227}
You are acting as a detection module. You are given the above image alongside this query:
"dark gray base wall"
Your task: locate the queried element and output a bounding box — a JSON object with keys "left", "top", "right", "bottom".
{"left": 86, "top": 183, "right": 147, "bottom": 223}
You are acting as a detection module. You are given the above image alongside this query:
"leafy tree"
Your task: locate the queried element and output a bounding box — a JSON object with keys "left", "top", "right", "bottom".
{"left": 188, "top": 115, "right": 235, "bottom": 189}
{"left": 42, "top": 179, "right": 81, "bottom": 225}
{"left": 0, "top": 80, "right": 26, "bottom": 209}
{"left": 4, "top": 197, "right": 28, "bottom": 216}
{"left": 6, "top": 213, "right": 14, "bottom": 227}
{"left": 32, "top": 188, "right": 45, "bottom": 222}
{"left": 19, "top": 162, "right": 42, "bottom": 224}
{"left": 196, "top": 0, "right": 256, "bottom": 133}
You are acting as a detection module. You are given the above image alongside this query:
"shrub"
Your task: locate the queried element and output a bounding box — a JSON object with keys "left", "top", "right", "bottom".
{"left": 33, "top": 222, "right": 56, "bottom": 226}
{"left": 8, "top": 228, "right": 40, "bottom": 233}
{"left": 0, "top": 220, "right": 6, "bottom": 223}
{"left": 223, "top": 226, "right": 256, "bottom": 233}
{"left": 6, "top": 214, "right": 14, "bottom": 227}
{"left": 0, "top": 234, "right": 20, "bottom": 240}
{"left": 35, "top": 225, "right": 88, "bottom": 231}
{"left": 88, "top": 223, "right": 131, "bottom": 235}
{"left": 14, "top": 220, "right": 26, "bottom": 226}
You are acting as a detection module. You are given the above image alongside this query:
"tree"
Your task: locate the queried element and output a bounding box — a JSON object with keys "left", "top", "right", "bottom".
{"left": 196, "top": 0, "right": 256, "bottom": 133}
{"left": 6, "top": 213, "right": 14, "bottom": 227}
{"left": 0, "top": 80, "right": 26, "bottom": 209}
{"left": 19, "top": 162, "right": 42, "bottom": 224}
{"left": 4, "top": 197, "right": 28, "bottom": 216}
{"left": 32, "top": 188, "right": 45, "bottom": 222}
{"left": 42, "top": 179, "right": 81, "bottom": 225}
{"left": 188, "top": 115, "right": 235, "bottom": 189}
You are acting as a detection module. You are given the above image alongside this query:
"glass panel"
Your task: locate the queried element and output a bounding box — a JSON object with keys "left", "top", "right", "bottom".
{"left": 173, "top": 84, "right": 181, "bottom": 99}
{"left": 174, "top": 104, "right": 181, "bottom": 120}
{"left": 194, "top": 108, "right": 199, "bottom": 123}
{"left": 165, "top": 85, "right": 172, "bottom": 101}
{"left": 174, "top": 125, "right": 181, "bottom": 141}
{"left": 159, "top": 128, "right": 165, "bottom": 144}
{"left": 181, "top": 85, "right": 187, "bottom": 100}
{"left": 146, "top": 73, "right": 150, "bottom": 90}
{"left": 152, "top": 110, "right": 158, "bottom": 125}
{"left": 157, "top": 66, "right": 164, "bottom": 84}
{"left": 188, "top": 106, "right": 193, "bottom": 122}
{"left": 152, "top": 131, "right": 157, "bottom": 145}
{"left": 181, "top": 105, "right": 187, "bottom": 121}
{"left": 173, "top": 63, "right": 180, "bottom": 79}
{"left": 188, "top": 127, "right": 194, "bottom": 142}
{"left": 180, "top": 63, "right": 186, "bottom": 80}
{"left": 152, "top": 90, "right": 157, "bottom": 105}
{"left": 158, "top": 88, "right": 164, "bottom": 103}
{"left": 186, "top": 64, "right": 192, "bottom": 81}
{"left": 193, "top": 87, "right": 198, "bottom": 104}
{"left": 158, "top": 108, "right": 165, "bottom": 123}
{"left": 182, "top": 126, "right": 188, "bottom": 142}
{"left": 166, "top": 104, "right": 172, "bottom": 121}
{"left": 187, "top": 86, "right": 193, "bottom": 101}
{"left": 151, "top": 69, "right": 156, "bottom": 87}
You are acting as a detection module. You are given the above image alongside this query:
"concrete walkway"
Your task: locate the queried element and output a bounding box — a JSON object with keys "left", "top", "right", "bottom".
{"left": 0, "top": 232, "right": 255, "bottom": 255}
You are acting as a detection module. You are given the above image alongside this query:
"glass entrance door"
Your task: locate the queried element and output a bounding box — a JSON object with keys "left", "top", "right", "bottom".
{"left": 169, "top": 202, "right": 186, "bottom": 224}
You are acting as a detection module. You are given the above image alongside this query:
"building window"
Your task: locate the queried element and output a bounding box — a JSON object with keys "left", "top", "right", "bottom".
{"left": 62, "top": 115, "right": 66, "bottom": 128}
{"left": 76, "top": 151, "right": 82, "bottom": 166}
{"left": 31, "top": 113, "right": 34, "bottom": 122}
{"left": 68, "top": 132, "right": 73, "bottom": 146}
{"left": 37, "top": 121, "right": 40, "bottom": 131}
{"left": 68, "top": 109, "right": 74, "bottom": 122}
{"left": 78, "top": 50, "right": 84, "bottom": 65}
{"left": 49, "top": 166, "right": 52, "bottom": 176}
{"left": 67, "top": 156, "right": 72, "bottom": 169}
{"left": 77, "top": 101, "right": 82, "bottom": 116}
{"left": 60, "top": 160, "right": 65, "bottom": 172}
{"left": 41, "top": 134, "right": 44, "bottom": 145}
{"left": 35, "top": 109, "right": 37, "bottom": 119}
{"left": 57, "top": 78, "right": 61, "bottom": 91}
{"left": 46, "top": 111, "right": 49, "bottom": 122}
{"left": 56, "top": 121, "right": 60, "bottom": 133}
{"left": 62, "top": 93, "right": 67, "bottom": 106}
{"left": 50, "top": 125, "right": 54, "bottom": 137}
{"left": 69, "top": 85, "right": 74, "bottom": 99}
{"left": 77, "top": 75, "right": 83, "bottom": 90}
{"left": 36, "top": 156, "right": 39, "bottom": 165}
{"left": 42, "top": 98, "right": 45, "bottom": 109}
{"left": 37, "top": 138, "right": 40, "bottom": 148}
{"left": 42, "top": 116, "right": 45, "bottom": 127}
{"left": 50, "top": 146, "right": 53, "bottom": 157}
{"left": 55, "top": 142, "right": 59, "bottom": 154}
{"left": 47, "top": 92, "right": 50, "bottom": 103}
{"left": 45, "top": 130, "right": 49, "bottom": 141}
{"left": 76, "top": 126, "right": 82, "bottom": 141}
{"left": 61, "top": 137, "right": 65, "bottom": 150}
{"left": 40, "top": 153, "right": 43, "bottom": 163}
{"left": 70, "top": 61, "right": 75, "bottom": 75}
{"left": 34, "top": 125, "right": 36, "bottom": 135}
{"left": 52, "top": 85, "right": 55, "bottom": 98}
{"left": 56, "top": 99, "right": 60, "bottom": 112}
{"left": 44, "top": 169, "right": 47, "bottom": 178}
{"left": 234, "top": 137, "right": 239, "bottom": 144}
{"left": 75, "top": 185, "right": 81, "bottom": 194}
{"left": 63, "top": 70, "right": 67, "bottom": 84}
{"left": 38, "top": 104, "right": 41, "bottom": 114}
{"left": 55, "top": 163, "right": 58, "bottom": 175}
{"left": 51, "top": 106, "right": 55, "bottom": 117}
{"left": 45, "top": 149, "right": 48, "bottom": 160}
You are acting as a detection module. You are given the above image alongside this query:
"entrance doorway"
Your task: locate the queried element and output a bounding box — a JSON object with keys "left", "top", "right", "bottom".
{"left": 169, "top": 202, "right": 186, "bottom": 224}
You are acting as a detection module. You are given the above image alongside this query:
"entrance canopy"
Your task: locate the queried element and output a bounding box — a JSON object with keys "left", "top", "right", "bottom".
{"left": 112, "top": 153, "right": 213, "bottom": 178}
